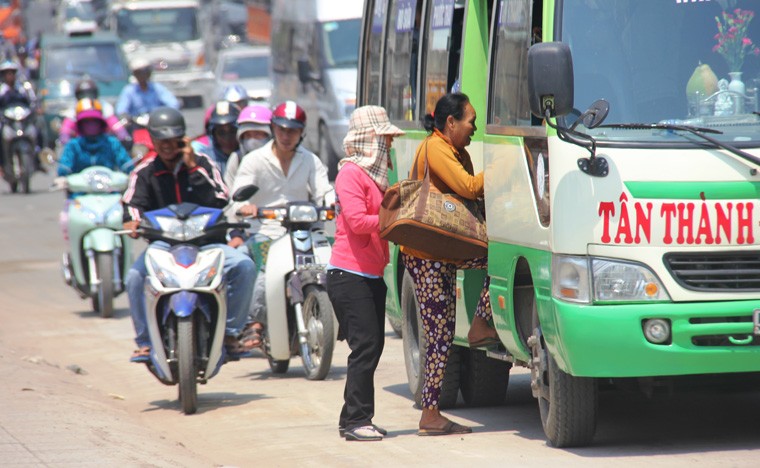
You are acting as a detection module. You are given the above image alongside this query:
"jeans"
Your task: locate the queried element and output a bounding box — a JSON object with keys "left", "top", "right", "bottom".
{"left": 243, "top": 232, "right": 274, "bottom": 326}
{"left": 126, "top": 241, "right": 256, "bottom": 348}
{"left": 327, "top": 268, "right": 387, "bottom": 431}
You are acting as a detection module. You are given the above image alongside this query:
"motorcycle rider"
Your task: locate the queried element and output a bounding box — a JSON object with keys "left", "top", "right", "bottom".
{"left": 190, "top": 100, "right": 240, "bottom": 176}
{"left": 57, "top": 99, "right": 133, "bottom": 242}
{"left": 58, "top": 79, "right": 131, "bottom": 147}
{"left": 122, "top": 107, "right": 257, "bottom": 362}
{"left": 230, "top": 101, "right": 332, "bottom": 346}
{"left": 115, "top": 58, "right": 180, "bottom": 118}
{"left": 57, "top": 99, "right": 133, "bottom": 177}
{"left": 0, "top": 59, "right": 34, "bottom": 110}
{"left": 0, "top": 59, "right": 37, "bottom": 173}
{"left": 223, "top": 104, "right": 272, "bottom": 189}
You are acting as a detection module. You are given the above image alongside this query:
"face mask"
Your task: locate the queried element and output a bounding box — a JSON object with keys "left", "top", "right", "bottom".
{"left": 79, "top": 120, "right": 103, "bottom": 137}
{"left": 241, "top": 136, "right": 268, "bottom": 154}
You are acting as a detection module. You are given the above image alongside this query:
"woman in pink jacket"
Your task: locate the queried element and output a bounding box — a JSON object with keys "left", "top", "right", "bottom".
{"left": 327, "top": 106, "right": 404, "bottom": 442}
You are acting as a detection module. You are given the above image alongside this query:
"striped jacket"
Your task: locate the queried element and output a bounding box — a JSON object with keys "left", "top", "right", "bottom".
{"left": 122, "top": 152, "right": 229, "bottom": 225}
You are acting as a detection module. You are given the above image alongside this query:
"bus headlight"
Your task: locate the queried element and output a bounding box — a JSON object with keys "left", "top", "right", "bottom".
{"left": 592, "top": 259, "right": 670, "bottom": 302}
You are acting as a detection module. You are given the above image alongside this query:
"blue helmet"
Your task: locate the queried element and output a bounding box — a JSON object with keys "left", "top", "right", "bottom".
{"left": 221, "top": 84, "right": 248, "bottom": 109}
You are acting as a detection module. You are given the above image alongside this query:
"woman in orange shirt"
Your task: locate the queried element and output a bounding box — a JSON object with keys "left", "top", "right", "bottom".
{"left": 401, "top": 93, "right": 498, "bottom": 436}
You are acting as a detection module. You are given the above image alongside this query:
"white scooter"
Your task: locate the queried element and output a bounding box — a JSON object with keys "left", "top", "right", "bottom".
{"left": 235, "top": 185, "right": 338, "bottom": 380}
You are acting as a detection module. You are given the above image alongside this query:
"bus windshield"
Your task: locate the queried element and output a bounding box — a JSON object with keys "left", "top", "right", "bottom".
{"left": 321, "top": 18, "right": 360, "bottom": 68}
{"left": 562, "top": 0, "right": 760, "bottom": 143}
{"left": 44, "top": 43, "right": 128, "bottom": 82}
{"left": 115, "top": 8, "right": 200, "bottom": 43}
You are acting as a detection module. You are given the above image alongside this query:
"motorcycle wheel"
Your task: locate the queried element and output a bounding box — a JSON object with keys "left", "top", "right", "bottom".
{"left": 300, "top": 285, "right": 335, "bottom": 381}
{"left": 263, "top": 334, "right": 290, "bottom": 374}
{"left": 15, "top": 150, "right": 32, "bottom": 194}
{"left": 177, "top": 316, "right": 198, "bottom": 415}
{"left": 92, "top": 253, "right": 114, "bottom": 318}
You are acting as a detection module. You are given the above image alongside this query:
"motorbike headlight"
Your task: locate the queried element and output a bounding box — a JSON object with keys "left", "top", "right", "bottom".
{"left": 193, "top": 251, "right": 223, "bottom": 287}
{"left": 592, "top": 258, "right": 670, "bottom": 303}
{"left": 147, "top": 254, "right": 181, "bottom": 288}
{"left": 289, "top": 204, "right": 319, "bottom": 223}
{"left": 154, "top": 214, "right": 212, "bottom": 241}
{"left": 4, "top": 106, "right": 31, "bottom": 120}
{"left": 552, "top": 255, "right": 591, "bottom": 303}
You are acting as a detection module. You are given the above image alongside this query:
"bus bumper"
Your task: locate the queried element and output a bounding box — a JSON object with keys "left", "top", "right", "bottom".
{"left": 548, "top": 299, "right": 760, "bottom": 377}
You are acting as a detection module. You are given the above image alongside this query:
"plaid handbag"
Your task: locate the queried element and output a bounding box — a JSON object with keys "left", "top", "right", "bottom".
{"left": 379, "top": 140, "right": 487, "bottom": 260}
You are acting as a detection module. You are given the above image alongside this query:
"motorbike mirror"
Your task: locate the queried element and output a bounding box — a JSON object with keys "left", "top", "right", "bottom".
{"left": 232, "top": 184, "right": 259, "bottom": 201}
{"left": 130, "top": 143, "right": 149, "bottom": 161}
{"left": 323, "top": 188, "right": 336, "bottom": 207}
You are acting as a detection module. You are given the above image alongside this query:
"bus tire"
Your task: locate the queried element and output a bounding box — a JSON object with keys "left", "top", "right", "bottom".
{"left": 530, "top": 306, "right": 597, "bottom": 447}
{"left": 460, "top": 348, "right": 511, "bottom": 407}
{"left": 401, "top": 269, "right": 460, "bottom": 409}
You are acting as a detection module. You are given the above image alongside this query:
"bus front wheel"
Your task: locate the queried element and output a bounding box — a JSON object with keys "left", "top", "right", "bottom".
{"left": 529, "top": 305, "right": 597, "bottom": 447}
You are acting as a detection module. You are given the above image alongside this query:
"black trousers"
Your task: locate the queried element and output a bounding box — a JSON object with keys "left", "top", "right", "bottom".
{"left": 327, "top": 268, "right": 387, "bottom": 430}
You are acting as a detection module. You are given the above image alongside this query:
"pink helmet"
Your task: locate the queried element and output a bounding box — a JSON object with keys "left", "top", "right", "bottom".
{"left": 237, "top": 105, "right": 272, "bottom": 142}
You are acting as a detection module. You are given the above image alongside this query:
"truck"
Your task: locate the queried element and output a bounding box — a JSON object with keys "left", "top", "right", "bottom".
{"left": 269, "top": 0, "right": 362, "bottom": 179}
{"left": 358, "top": 0, "right": 760, "bottom": 447}
{"left": 108, "top": 0, "right": 214, "bottom": 110}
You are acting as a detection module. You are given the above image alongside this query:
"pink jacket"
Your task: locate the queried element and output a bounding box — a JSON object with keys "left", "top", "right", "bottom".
{"left": 329, "top": 162, "right": 389, "bottom": 277}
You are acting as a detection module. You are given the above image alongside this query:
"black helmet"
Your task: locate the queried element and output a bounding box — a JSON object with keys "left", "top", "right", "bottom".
{"left": 148, "top": 107, "right": 185, "bottom": 140}
{"left": 75, "top": 79, "right": 99, "bottom": 100}
{"left": 207, "top": 100, "right": 240, "bottom": 133}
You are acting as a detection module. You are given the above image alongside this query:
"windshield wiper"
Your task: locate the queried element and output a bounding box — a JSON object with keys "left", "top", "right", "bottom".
{"left": 599, "top": 122, "right": 760, "bottom": 171}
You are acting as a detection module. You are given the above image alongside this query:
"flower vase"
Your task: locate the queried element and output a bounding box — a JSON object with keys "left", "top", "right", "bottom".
{"left": 728, "top": 72, "right": 745, "bottom": 113}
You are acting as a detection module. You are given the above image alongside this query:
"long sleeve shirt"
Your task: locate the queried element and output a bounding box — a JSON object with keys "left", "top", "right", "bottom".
{"left": 57, "top": 134, "right": 133, "bottom": 176}
{"left": 329, "top": 162, "right": 389, "bottom": 277}
{"left": 115, "top": 82, "right": 180, "bottom": 117}
{"left": 230, "top": 140, "right": 332, "bottom": 238}
{"left": 400, "top": 128, "right": 484, "bottom": 261}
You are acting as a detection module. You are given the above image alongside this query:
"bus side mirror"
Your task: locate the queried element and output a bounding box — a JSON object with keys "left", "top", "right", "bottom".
{"left": 297, "top": 58, "right": 315, "bottom": 84}
{"left": 528, "top": 42, "right": 574, "bottom": 119}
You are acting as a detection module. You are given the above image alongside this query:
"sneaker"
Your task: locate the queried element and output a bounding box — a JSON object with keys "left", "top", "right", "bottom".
{"left": 344, "top": 425, "right": 383, "bottom": 441}
{"left": 339, "top": 424, "right": 387, "bottom": 437}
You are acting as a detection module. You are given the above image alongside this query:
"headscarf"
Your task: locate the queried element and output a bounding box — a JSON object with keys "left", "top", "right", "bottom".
{"left": 340, "top": 105, "right": 404, "bottom": 191}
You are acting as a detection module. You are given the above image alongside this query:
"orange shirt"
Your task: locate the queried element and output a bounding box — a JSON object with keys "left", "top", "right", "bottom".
{"left": 400, "top": 128, "right": 484, "bottom": 261}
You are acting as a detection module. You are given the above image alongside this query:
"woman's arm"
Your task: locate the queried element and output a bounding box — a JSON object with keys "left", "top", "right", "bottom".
{"left": 427, "top": 143, "right": 484, "bottom": 199}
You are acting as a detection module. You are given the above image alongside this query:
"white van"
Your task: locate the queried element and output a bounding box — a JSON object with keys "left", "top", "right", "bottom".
{"left": 269, "top": 0, "right": 363, "bottom": 179}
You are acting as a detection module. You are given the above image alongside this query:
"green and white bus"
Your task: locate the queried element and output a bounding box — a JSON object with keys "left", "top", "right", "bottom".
{"left": 358, "top": 0, "right": 760, "bottom": 447}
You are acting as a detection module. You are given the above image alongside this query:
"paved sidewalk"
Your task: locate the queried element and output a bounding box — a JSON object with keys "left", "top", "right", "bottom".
{"left": 0, "top": 351, "right": 213, "bottom": 467}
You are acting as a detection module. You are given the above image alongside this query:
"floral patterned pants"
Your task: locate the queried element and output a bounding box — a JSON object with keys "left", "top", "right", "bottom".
{"left": 401, "top": 253, "right": 491, "bottom": 409}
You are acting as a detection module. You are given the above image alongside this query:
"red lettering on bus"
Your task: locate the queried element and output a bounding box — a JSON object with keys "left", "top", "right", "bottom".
{"left": 714, "top": 202, "right": 732, "bottom": 244}
{"left": 615, "top": 193, "right": 633, "bottom": 244}
{"left": 676, "top": 202, "right": 695, "bottom": 244}
{"left": 661, "top": 203, "right": 677, "bottom": 244}
{"left": 598, "top": 201, "right": 615, "bottom": 243}
{"left": 737, "top": 202, "right": 754, "bottom": 244}
{"left": 634, "top": 202, "right": 653, "bottom": 244}
{"left": 694, "top": 202, "right": 714, "bottom": 245}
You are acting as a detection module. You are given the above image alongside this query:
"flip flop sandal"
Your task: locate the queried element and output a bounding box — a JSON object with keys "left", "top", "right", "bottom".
{"left": 224, "top": 335, "right": 255, "bottom": 358}
{"left": 417, "top": 421, "right": 472, "bottom": 437}
{"left": 130, "top": 346, "right": 151, "bottom": 363}
{"left": 239, "top": 324, "right": 264, "bottom": 349}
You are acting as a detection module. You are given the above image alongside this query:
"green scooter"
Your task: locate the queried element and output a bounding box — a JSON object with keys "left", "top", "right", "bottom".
{"left": 57, "top": 166, "right": 133, "bottom": 318}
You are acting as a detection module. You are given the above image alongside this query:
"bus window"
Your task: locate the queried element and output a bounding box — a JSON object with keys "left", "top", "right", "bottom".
{"left": 421, "top": 0, "right": 465, "bottom": 116}
{"left": 488, "top": 0, "right": 542, "bottom": 127}
{"left": 362, "top": 0, "right": 389, "bottom": 105}
{"left": 382, "top": 0, "right": 424, "bottom": 122}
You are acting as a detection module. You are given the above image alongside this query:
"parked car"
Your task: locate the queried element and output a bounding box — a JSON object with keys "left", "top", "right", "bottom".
{"left": 37, "top": 31, "right": 130, "bottom": 144}
{"left": 213, "top": 45, "right": 270, "bottom": 105}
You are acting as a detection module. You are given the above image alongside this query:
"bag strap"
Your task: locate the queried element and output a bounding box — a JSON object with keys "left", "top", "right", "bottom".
{"left": 412, "top": 138, "right": 433, "bottom": 220}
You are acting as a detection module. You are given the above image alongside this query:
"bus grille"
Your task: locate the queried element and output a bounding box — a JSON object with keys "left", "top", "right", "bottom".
{"left": 664, "top": 252, "right": 760, "bottom": 291}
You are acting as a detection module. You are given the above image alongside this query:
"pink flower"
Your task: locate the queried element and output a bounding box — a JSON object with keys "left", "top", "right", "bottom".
{"left": 743, "top": 37, "right": 753, "bottom": 46}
